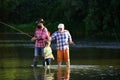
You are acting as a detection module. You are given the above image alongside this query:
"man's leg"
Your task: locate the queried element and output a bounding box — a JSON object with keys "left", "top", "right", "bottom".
{"left": 66, "top": 62, "right": 70, "bottom": 67}
{"left": 33, "top": 47, "right": 39, "bottom": 67}
{"left": 64, "top": 50, "right": 70, "bottom": 67}
{"left": 57, "top": 50, "right": 63, "bottom": 66}
{"left": 33, "top": 56, "right": 39, "bottom": 67}
{"left": 41, "top": 47, "right": 46, "bottom": 67}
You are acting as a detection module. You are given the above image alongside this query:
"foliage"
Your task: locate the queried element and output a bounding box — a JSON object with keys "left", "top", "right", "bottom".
{"left": 0, "top": 0, "right": 120, "bottom": 41}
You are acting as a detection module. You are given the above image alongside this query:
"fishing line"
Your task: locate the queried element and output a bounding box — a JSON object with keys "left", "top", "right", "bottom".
{"left": 0, "top": 21, "right": 32, "bottom": 38}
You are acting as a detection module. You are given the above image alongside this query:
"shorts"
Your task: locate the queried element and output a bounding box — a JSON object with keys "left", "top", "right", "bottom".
{"left": 57, "top": 49, "right": 70, "bottom": 62}
{"left": 34, "top": 47, "right": 44, "bottom": 56}
{"left": 45, "top": 58, "right": 51, "bottom": 65}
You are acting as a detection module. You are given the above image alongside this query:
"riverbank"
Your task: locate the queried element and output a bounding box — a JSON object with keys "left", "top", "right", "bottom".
{"left": 72, "top": 41, "right": 120, "bottom": 49}
{"left": 0, "top": 40, "right": 120, "bottom": 49}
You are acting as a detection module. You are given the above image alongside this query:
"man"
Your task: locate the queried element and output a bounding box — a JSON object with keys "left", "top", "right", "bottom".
{"left": 31, "top": 18, "right": 49, "bottom": 67}
{"left": 50, "top": 23, "right": 74, "bottom": 67}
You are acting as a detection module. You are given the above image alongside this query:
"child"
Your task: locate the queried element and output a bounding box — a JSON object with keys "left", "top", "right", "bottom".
{"left": 44, "top": 40, "right": 54, "bottom": 69}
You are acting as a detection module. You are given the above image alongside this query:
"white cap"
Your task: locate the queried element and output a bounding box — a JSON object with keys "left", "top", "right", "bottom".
{"left": 58, "top": 23, "right": 64, "bottom": 28}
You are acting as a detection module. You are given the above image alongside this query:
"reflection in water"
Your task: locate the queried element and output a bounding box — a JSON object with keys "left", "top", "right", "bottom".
{"left": 33, "top": 68, "right": 42, "bottom": 80}
{"left": 33, "top": 67, "right": 54, "bottom": 80}
{"left": 44, "top": 68, "right": 54, "bottom": 80}
{"left": 33, "top": 66, "right": 70, "bottom": 80}
{"left": 57, "top": 67, "right": 70, "bottom": 80}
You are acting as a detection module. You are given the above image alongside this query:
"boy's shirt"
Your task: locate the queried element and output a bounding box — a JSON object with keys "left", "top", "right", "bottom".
{"left": 44, "top": 46, "right": 54, "bottom": 59}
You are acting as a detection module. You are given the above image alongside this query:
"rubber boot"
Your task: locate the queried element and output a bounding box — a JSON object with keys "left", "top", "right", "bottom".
{"left": 33, "top": 59, "right": 38, "bottom": 67}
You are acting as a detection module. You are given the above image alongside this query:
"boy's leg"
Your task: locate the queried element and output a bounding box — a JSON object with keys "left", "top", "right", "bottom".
{"left": 42, "top": 57, "right": 46, "bottom": 66}
{"left": 46, "top": 58, "right": 51, "bottom": 69}
{"left": 48, "top": 58, "right": 51, "bottom": 65}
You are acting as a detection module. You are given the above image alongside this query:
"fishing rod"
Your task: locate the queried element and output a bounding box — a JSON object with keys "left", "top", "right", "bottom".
{"left": 0, "top": 21, "right": 33, "bottom": 38}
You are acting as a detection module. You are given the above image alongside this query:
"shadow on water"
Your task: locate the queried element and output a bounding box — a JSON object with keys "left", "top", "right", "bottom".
{"left": 0, "top": 33, "right": 120, "bottom": 80}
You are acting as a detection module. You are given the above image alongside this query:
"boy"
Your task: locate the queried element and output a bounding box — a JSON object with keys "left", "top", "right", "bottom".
{"left": 44, "top": 40, "right": 54, "bottom": 69}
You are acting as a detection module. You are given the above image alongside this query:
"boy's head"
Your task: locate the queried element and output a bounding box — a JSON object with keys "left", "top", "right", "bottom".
{"left": 45, "top": 40, "right": 51, "bottom": 46}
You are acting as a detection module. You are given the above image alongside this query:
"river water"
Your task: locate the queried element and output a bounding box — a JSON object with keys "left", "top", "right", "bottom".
{"left": 0, "top": 33, "right": 120, "bottom": 80}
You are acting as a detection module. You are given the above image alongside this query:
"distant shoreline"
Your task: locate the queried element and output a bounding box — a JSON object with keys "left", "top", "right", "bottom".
{"left": 0, "top": 40, "right": 120, "bottom": 49}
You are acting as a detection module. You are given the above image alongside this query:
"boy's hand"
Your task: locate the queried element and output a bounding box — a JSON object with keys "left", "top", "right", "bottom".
{"left": 52, "top": 57, "right": 54, "bottom": 60}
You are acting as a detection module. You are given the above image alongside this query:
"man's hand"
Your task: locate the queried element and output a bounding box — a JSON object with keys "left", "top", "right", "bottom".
{"left": 31, "top": 37, "right": 37, "bottom": 42}
{"left": 69, "top": 41, "right": 75, "bottom": 45}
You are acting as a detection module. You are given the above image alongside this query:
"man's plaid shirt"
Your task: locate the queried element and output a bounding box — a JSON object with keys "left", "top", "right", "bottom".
{"left": 34, "top": 27, "right": 48, "bottom": 47}
{"left": 50, "top": 30, "right": 72, "bottom": 50}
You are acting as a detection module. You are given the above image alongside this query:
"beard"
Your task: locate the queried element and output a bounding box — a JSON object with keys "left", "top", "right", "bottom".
{"left": 37, "top": 25, "right": 42, "bottom": 29}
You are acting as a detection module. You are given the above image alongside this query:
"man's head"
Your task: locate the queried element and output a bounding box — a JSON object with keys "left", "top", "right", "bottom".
{"left": 36, "top": 18, "right": 45, "bottom": 28}
{"left": 58, "top": 23, "right": 64, "bottom": 32}
{"left": 58, "top": 23, "right": 64, "bottom": 28}
{"left": 36, "top": 18, "right": 45, "bottom": 24}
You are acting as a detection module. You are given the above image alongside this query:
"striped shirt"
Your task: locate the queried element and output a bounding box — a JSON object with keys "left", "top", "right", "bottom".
{"left": 34, "top": 27, "right": 49, "bottom": 47}
{"left": 51, "top": 30, "right": 72, "bottom": 50}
